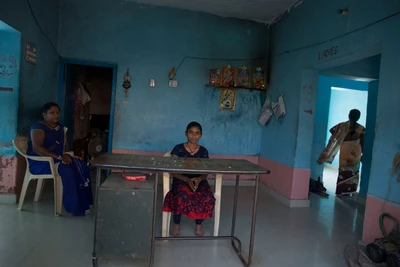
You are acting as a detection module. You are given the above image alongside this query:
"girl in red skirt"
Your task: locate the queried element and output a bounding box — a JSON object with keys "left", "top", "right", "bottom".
{"left": 162, "top": 122, "right": 215, "bottom": 237}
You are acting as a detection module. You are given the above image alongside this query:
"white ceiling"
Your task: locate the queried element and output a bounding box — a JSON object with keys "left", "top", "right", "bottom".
{"left": 132, "top": 0, "right": 302, "bottom": 24}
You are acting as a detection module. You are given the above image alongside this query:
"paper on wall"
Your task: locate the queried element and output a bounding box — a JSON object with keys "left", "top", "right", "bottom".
{"left": 258, "top": 97, "right": 273, "bottom": 126}
{"left": 272, "top": 94, "right": 286, "bottom": 120}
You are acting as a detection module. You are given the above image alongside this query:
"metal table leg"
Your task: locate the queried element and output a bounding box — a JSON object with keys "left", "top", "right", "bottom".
{"left": 230, "top": 174, "right": 259, "bottom": 266}
{"left": 156, "top": 174, "right": 260, "bottom": 267}
{"left": 230, "top": 175, "right": 241, "bottom": 254}
{"left": 92, "top": 167, "right": 102, "bottom": 267}
{"left": 231, "top": 175, "right": 240, "bottom": 238}
{"left": 247, "top": 174, "right": 260, "bottom": 266}
{"left": 149, "top": 173, "right": 159, "bottom": 267}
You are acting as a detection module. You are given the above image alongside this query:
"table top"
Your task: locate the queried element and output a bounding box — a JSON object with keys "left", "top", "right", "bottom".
{"left": 90, "top": 153, "right": 270, "bottom": 175}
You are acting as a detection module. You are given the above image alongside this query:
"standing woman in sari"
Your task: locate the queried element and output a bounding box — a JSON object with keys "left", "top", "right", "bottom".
{"left": 318, "top": 109, "right": 365, "bottom": 196}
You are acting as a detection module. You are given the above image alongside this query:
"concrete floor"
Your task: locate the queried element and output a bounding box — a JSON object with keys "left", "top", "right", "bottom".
{"left": 323, "top": 164, "right": 340, "bottom": 194}
{"left": 0, "top": 179, "right": 365, "bottom": 267}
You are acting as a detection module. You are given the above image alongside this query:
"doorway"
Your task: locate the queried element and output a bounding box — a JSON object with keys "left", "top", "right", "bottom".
{"left": 322, "top": 84, "right": 369, "bottom": 193}
{"left": 57, "top": 60, "right": 117, "bottom": 161}
{"left": 310, "top": 54, "right": 381, "bottom": 199}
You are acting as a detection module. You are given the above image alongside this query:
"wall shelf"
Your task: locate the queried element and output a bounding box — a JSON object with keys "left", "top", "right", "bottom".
{"left": 205, "top": 84, "right": 266, "bottom": 91}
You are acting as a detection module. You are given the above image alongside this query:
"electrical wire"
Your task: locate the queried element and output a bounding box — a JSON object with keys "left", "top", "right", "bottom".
{"left": 26, "top": 0, "right": 59, "bottom": 56}
{"left": 382, "top": 175, "right": 393, "bottom": 211}
{"left": 25, "top": 0, "right": 399, "bottom": 73}
{"left": 174, "top": 10, "right": 400, "bottom": 74}
{"left": 273, "top": 10, "right": 400, "bottom": 57}
{"left": 392, "top": 152, "right": 400, "bottom": 181}
{"left": 379, "top": 152, "right": 400, "bottom": 213}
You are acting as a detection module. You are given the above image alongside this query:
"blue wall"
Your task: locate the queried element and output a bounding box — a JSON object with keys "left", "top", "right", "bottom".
{"left": 265, "top": 0, "right": 400, "bottom": 203}
{"left": 59, "top": 0, "right": 268, "bottom": 156}
{"left": 0, "top": 0, "right": 60, "bottom": 135}
{"left": 310, "top": 76, "right": 368, "bottom": 179}
{"left": 359, "top": 81, "right": 379, "bottom": 198}
{"left": 322, "top": 55, "right": 381, "bottom": 80}
{"left": 0, "top": 22, "right": 21, "bottom": 157}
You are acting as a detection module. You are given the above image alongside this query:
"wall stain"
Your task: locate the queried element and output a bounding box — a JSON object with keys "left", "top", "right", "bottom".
{"left": 7, "top": 186, "right": 16, "bottom": 193}
{"left": 0, "top": 156, "right": 14, "bottom": 182}
{"left": 0, "top": 185, "right": 15, "bottom": 194}
{"left": 212, "top": 112, "right": 243, "bottom": 125}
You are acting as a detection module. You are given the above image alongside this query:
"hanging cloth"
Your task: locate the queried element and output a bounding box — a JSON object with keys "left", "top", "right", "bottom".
{"left": 258, "top": 97, "right": 273, "bottom": 126}
{"left": 272, "top": 94, "right": 286, "bottom": 120}
{"left": 76, "top": 82, "right": 91, "bottom": 120}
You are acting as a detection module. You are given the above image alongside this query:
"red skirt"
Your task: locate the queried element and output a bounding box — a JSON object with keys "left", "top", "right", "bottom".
{"left": 162, "top": 180, "right": 215, "bottom": 220}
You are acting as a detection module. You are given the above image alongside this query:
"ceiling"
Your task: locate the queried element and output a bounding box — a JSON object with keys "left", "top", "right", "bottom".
{"left": 132, "top": 0, "right": 302, "bottom": 24}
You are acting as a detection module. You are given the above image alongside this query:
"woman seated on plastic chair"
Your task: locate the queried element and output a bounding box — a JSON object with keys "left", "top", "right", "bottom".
{"left": 162, "top": 122, "right": 215, "bottom": 237}
{"left": 27, "top": 102, "right": 93, "bottom": 216}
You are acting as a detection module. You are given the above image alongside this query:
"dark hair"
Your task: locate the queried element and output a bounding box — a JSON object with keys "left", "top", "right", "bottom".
{"left": 186, "top": 121, "right": 202, "bottom": 134}
{"left": 349, "top": 109, "right": 361, "bottom": 122}
{"left": 349, "top": 109, "right": 361, "bottom": 135}
{"left": 41, "top": 102, "right": 60, "bottom": 113}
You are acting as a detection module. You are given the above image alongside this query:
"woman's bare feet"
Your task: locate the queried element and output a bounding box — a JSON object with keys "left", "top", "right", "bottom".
{"left": 171, "top": 223, "right": 180, "bottom": 237}
{"left": 195, "top": 224, "right": 204, "bottom": 236}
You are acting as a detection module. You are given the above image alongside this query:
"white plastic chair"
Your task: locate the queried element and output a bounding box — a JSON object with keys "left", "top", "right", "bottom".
{"left": 162, "top": 151, "right": 222, "bottom": 237}
{"left": 13, "top": 136, "right": 64, "bottom": 215}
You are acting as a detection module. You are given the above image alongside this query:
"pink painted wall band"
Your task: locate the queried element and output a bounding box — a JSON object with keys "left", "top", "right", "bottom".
{"left": 258, "top": 157, "right": 309, "bottom": 200}
{"left": 0, "top": 156, "right": 17, "bottom": 194}
{"left": 363, "top": 195, "right": 400, "bottom": 244}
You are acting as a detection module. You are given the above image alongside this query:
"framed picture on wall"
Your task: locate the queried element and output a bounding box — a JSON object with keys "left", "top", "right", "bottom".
{"left": 220, "top": 65, "right": 235, "bottom": 87}
{"left": 209, "top": 68, "right": 221, "bottom": 85}
{"left": 252, "top": 67, "right": 266, "bottom": 89}
{"left": 219, "top": 88, "right": 236, "bottom": 112}
{"left": 236, "top": 66, "right": 251, "bottom": 88}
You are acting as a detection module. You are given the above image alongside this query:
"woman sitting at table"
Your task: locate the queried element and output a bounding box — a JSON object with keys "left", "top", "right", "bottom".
{"left": 162, "top": 121, "right": 215, "bottom": 237}
{"left": 27, "top": 102, "right": 93, "bottom": 216}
